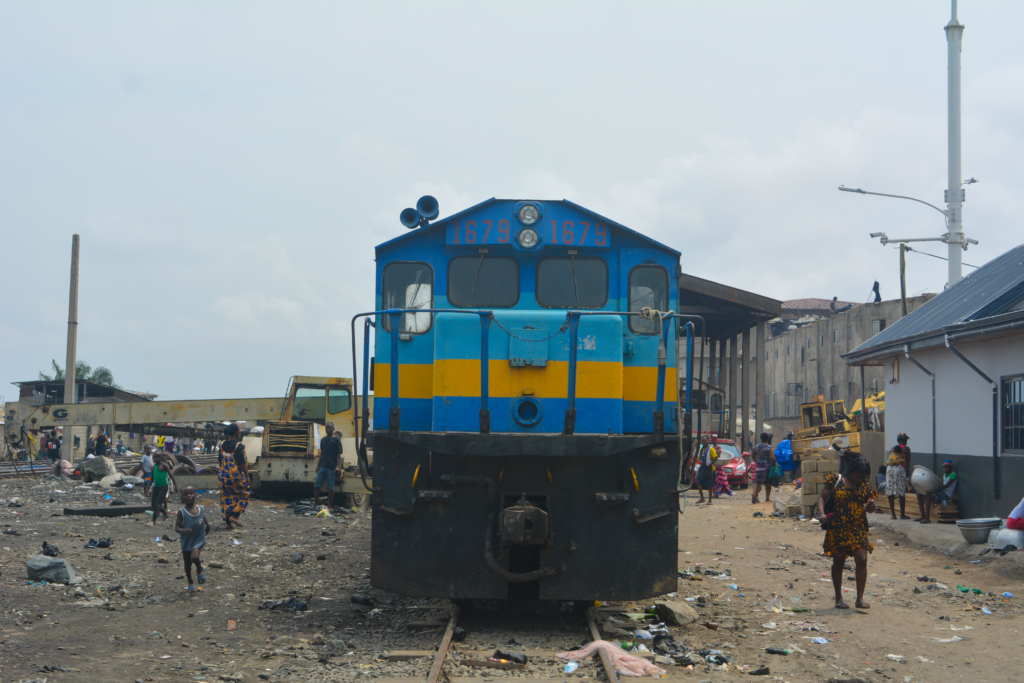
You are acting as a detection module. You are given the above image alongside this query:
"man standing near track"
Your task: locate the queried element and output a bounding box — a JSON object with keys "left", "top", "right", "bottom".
{"left": 313, "top": 422, "right": 343, "bottom": 509}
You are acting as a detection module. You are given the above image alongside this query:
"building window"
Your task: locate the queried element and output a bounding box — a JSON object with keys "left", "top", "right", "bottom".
{"left": 833, "top": 330, "right": 838, "bottom": 343}
{"left": 801, "top": 347, "right": 805, "bottom": 366}
{"left": 764, "top": 393, "right": 769, "bottom": 417}
{"left": 775, "top": 349, "right": 779, "bottom": 359}
{"left": 829, "top": 385, "right": 838, "bottom": 401}
{"left": 772, "top": 392, "right": 776, "bottom": 417}
{"left": 1002, "top": 375, "right": 1024, "bottom": 454}
{"left": 765, "top": 350, "right": 769, "bottom": 362}
{"left": 849, "top": 324, "right": 856, "bottom": 340}
{"left": 819, "top": 334, "right": 824, "bottom": 347}
{"left": 806, "top": 339, "right": 812, "bottom": 349}
{"left": 786, "top": 345, "right": 790, "bottom": 357}
{"left": 871, "top": 319, "right": 886, "bottom": 334}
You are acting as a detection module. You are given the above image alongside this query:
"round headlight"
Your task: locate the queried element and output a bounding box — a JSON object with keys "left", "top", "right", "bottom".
{"left": 518, "top": 228, "right": 539, "bottom": 248}
{"left": 518, "top": 204, "right": 539, "bottom": 225}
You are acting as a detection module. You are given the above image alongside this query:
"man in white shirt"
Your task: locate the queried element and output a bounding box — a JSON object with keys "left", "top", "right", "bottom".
{"left": 141, "top": 445, "right": 155, "bottom": 496}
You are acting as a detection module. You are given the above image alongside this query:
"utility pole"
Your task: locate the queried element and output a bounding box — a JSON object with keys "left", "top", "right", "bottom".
{"left": 899, "top": 244, "right": 908, "bottom": 318}
{"left": 61, "top": 235, "right": 80, "bottom": 464}
{"left": 945, "top": 0, "right": 965, "bottom": 286}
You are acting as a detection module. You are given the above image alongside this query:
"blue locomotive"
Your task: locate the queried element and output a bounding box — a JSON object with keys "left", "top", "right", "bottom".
{"left": 352, "top": 197, "right": 696, "bottom": 600}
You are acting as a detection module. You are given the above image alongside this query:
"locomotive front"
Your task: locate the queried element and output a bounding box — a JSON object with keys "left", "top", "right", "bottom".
{"left": 354, "top": 198, "right": 694, "bottom": 601}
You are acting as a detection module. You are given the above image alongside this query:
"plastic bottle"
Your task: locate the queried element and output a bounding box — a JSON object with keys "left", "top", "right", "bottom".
{"left": 765, "top": 647, "right": 789, "bottom": 655}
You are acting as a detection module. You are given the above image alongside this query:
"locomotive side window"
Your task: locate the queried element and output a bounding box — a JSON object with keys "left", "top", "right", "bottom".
{"left": 382, "top": 262, "right": 433, "bottom": 333}
{"left": 448, "top": 256, "right": 519, "bottom": 307}
{"left": 536, "top": 257, "right": 608, "bottom": 308}
{"left": 628, "top": 265, "right": 669, "bottom": 334}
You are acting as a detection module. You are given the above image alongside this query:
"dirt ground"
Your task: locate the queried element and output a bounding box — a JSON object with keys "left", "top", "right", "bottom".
{"left": 1, "top": 476, "right": 1021, "bottom": 683}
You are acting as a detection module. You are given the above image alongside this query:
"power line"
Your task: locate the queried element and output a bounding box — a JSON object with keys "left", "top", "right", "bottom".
{"left": 903, "top": 246, "right": 978, "bottom": 269}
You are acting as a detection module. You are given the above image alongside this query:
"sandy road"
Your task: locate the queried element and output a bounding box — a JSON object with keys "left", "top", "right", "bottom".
{"left": 670, "top": 487, "right": 1023, "bottom": 682}
{"left": 0, "top": 476, "right": 1021, "bottom": 683}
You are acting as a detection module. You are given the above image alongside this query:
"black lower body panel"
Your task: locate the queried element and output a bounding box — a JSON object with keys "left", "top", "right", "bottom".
{"left": 369, "top": 432, "right": 680, "bottom": 601}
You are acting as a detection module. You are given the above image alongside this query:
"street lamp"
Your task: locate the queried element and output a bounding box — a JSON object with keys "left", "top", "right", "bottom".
{"left": 838, "top": 1, "right": 976, "bottom": 289}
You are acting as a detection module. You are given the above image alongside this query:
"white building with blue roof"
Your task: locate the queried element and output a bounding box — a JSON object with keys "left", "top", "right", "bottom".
{"left": 844, "top": 243, "right": 1024, "bottom": 519}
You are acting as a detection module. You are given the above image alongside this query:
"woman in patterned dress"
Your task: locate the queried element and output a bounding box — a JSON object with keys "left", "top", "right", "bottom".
{"left": 218, "top": 423, "right": 251, "bottom": 530}
{"left": 817, "top": 458, "right": 877, "bottom": 609}
{"left": 750, "top": 433, "right": 776, "bottom": 504}
{"left": 885, "top": 445, "right": 911, "bottom": 520}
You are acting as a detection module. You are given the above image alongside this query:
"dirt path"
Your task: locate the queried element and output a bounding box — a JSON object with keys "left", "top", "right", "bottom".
{"left": 1, "top": 478, "right": 1021, "bottom": 683}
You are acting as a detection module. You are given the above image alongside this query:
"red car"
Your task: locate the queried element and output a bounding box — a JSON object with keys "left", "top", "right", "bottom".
{"left": 690, "top": 438, "right": 750, "bottom": 489}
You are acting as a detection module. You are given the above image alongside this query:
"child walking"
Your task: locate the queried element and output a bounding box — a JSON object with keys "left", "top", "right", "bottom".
{"left": 174, "top": 486, "right": 211, "bottom": 592}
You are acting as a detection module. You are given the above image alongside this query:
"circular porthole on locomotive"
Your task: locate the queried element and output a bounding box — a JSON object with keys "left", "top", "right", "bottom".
{"left": 511, "top": 396, "right": 543, "bottom": 427}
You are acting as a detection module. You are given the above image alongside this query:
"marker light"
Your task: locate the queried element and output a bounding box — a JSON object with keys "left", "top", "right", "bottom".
{"left": 518, "top": 204, "right": 540, "bottom": 225}
{"left": 518, "top": 228, "right": 539, "bottom": 248}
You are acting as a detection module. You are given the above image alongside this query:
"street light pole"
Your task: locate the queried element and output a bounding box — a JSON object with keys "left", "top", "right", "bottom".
{"left": 945, "top": 0, "right": 965, "bottom": 286}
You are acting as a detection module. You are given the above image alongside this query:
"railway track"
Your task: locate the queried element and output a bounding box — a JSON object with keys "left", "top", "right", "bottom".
{"left": 381, "top": 605, "right": 624, "bottom": 683}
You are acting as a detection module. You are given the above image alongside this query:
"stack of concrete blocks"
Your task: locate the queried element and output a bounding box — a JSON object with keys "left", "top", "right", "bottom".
{"left": 799, "top": 448, "right": 840, "bottom": 517}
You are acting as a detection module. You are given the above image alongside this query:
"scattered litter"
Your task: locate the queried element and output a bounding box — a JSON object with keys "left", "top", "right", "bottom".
{"left": 931, "top": 636, "right": 965, "bottom": 643}
{"left": 233, "top": 539, "right": 243, "bottom": 546}
{"left": 810, "top": 637, "right": 829, "bottom": 644}
{"left": 748, "top": 666, "right": 770, "bottom": 675}
{"left": 258, "top": 598, "right": 308, "bottom": 612}
{"left": 970, "top": 560, "right": 981, "bottom": 564}
{"left": 764, "top": 647, "right": 788, "bottom": 655}
{"left": 557, "top": 640, "right": 666, "bottom": 677}
{"left": 41, "top": 541, "right": 60, "bottom": 557}
{"left": 351, "top": 594, "right": 374, "bottom": 606}
{"left": 887, "top": 654, "right": 906, "bottom": 662}
{"left": 916, "top": 656, "right": 934, "bottom": 663}
{"left": 767, "top": 596, "right": 784, "bottom": 613}
{"left": 226, "top": 620, "right": 237, "bottom": 631}
{"left": 761, "top": 622, "right": 778, "bottom": 630}
{"left": 981, "top": 606, "right": 993, "bottom": 615}
{"left": 564, "top": 662, "right": 579, "bottom": 674}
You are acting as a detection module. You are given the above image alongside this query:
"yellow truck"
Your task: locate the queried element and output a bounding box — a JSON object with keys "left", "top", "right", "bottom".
{"left": 791, "top": 396, "right": 860, "bottom": 461}
{"left": 4, "top": 376, "right": 374, "bottom": 499}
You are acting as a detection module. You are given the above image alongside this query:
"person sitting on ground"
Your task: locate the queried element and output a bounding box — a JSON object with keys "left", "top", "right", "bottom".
{"left": 817, "top": 457, "right": 877, "bottom": 609}
{"left": 919, "top": 460, "right": 957, "bottom": 524}
{"left": 1008, "top": 494, "right": 1024, "bottom": 531}
{"left": 885, "top": 445, "right": 911, "bottom": 520}
{"left": 876, "top": 465, "right": 887, "bottom": 493}
{"left": 751, "top": 433, "right": 776, "bottom": 504}
{"left": 313, "top": 421, "right": 343, "bottom": 509}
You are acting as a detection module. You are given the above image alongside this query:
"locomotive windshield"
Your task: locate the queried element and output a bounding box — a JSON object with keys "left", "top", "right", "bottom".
{"left": 628, "top": 265, "right": 669, "bottom": 334}
{"left": 536, "top": 257, "right": 608, "bottom": 308}
{"left": 448, "top": 256, "right": 519, "bottom": 307}
{"left": 382, "top": 262, "right": 433, "bottom": 333}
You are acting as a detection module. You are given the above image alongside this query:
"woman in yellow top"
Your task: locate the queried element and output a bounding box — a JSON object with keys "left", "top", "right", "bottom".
{"left": 817, "top": 458, "right": 877, "bottom": 610}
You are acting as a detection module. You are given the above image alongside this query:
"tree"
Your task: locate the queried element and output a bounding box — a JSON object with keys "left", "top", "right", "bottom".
{"left": 38, "top": 360, "right": 121, "bottom": 389}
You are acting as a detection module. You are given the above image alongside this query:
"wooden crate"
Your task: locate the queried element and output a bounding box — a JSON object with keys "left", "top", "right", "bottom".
{"left": 874, "top": 493, "right": 959, "bottom": 523}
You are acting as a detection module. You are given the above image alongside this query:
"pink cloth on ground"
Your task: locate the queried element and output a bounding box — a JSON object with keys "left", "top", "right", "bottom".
{"left": 557, "top": 640, "right": 667, "bottom": 677}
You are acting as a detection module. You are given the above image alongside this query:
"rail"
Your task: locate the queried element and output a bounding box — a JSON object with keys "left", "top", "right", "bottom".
{"left": 350, "top": 308, "right": 696, "bottom": 444}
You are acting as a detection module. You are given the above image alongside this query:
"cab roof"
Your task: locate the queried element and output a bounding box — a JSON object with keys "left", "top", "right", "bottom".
{"left": 375, "top": 198, "right": 681, "bottom": 257}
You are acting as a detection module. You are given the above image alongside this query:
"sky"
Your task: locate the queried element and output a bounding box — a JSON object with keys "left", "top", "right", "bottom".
{"left": 1, "top": 1, "right": 1022, "bottom": 401}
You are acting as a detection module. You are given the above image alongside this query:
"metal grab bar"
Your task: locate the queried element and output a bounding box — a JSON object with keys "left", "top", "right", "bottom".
{"left": 349, "top": 308, "right": 689, "bottom": 439}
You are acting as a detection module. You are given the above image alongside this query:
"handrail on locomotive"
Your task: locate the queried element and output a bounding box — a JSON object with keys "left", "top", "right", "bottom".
{"left": 348, "top": 307, "right": 705, "bottom": 495}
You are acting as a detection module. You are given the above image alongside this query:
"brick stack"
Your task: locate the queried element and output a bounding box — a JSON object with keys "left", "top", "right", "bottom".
{"left": 799, "top": 449, "right": 840, "bottom": 517}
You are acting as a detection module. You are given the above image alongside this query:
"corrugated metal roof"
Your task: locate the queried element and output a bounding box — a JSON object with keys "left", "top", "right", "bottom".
{"left": 846, "top": 242, "right": 1024, "bottom": 360}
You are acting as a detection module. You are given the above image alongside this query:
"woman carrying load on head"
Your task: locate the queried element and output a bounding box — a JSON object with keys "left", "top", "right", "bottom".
{"left": 218, "top": 423, "right": 251, "bottom": 530}
{"left": 817, "top": 457, "right": 877, "bottom": 610}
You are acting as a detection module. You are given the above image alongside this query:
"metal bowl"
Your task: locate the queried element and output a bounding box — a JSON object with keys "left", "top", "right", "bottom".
{"left": 910, "top": 466, "right": 943, "bottom": 494}
{"left": 959, "top": 526, "right": 993, "bottom": 545}
{"left": 989, "top": 527, "right": 1024, "bottom": 548}
{"left": 957, "top": 518, "right": 1002, "bottom": 527}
